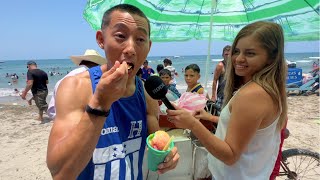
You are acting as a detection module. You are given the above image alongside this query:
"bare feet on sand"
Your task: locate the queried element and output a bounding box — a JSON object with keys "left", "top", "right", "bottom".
{"left": 36, "top": 116, "right": 43, "bottom": 122}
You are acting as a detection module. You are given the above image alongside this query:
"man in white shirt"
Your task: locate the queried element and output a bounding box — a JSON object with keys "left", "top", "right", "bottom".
{"left": 47, "top": 49, "right": 106, "bottom": 119}
{"left": 163, "top": 58, "right": 178, "bottom": 86}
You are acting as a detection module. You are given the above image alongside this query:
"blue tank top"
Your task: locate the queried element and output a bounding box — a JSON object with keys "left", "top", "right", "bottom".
{"left": 77, "top": 66, "right": 148, "bottom": 180}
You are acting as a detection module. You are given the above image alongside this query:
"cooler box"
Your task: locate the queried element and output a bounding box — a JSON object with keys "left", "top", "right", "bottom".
{"left": 287, "top": 68, "right": 302, "bottom": 86}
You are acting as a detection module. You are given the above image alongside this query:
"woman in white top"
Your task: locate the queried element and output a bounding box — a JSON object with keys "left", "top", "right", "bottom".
{"left": 167, "top": 21, "right": 288, "bottom": 179}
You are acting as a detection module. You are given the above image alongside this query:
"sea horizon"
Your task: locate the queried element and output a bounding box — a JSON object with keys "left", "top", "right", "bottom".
{"left": 1, "top": 51, "right": 319, "bottom": 62}
{"left": 0, "top": 52, "right": 319, "bottom": 98}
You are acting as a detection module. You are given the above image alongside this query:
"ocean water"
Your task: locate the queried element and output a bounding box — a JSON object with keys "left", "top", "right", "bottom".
{"left": 0, "top": 52, "right": 319, "bottom": 97}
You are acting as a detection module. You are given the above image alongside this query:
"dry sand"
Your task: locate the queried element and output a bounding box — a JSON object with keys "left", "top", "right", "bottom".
{"left": 0, "top": 95, "right": 319, "bottom": 179}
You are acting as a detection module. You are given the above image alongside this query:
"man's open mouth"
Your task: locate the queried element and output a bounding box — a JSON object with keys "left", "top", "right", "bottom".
{"left": 127, "top": 62, "right": 134, "bottom": 71}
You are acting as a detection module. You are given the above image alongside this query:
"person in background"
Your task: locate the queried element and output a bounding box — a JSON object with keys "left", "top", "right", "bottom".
{"left": 136, "top": 67, "right": 143, "bottom": 79}
{"left": 152, "top": 64, "right": 164, "bottom": 76}
{"left": 163, "top": 58, "right": 178, "bottom": 86}
{"left": 46, "top": 4, "right": 179, "bottom": 179}
{"left": 185, "top": 64, "right": 204, "bottom": 94}
{"left": 14, "top": 88, "right": 19, "bottom": 93}
{"left": 167, "top": 21, "right": 287, "bottom": 179}
{"left": 20, "top": 61, "right": 49, "bottom": 121}
{"left": 47, "top": 49, "right": 106, "bottom": 119}
{"left": 141, "top": 60, "right": 154, "bottom": 81}
{"left": 160, "top": 69, "right": 181, "bottom": 98}
{"left": 211, "top": 45, "right": 231, "bottom": 107}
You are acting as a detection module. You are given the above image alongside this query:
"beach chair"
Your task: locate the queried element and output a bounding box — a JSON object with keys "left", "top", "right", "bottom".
{"left": 286, "top": 74, "right": 319, "bottom": 95}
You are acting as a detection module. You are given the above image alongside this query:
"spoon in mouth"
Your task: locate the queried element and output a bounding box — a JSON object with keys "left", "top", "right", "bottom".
{"left": 126, "top": 62, "right": 134, "bottom": 71}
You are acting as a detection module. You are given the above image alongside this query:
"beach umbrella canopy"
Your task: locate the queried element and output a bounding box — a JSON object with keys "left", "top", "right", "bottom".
{"left": 83, "top": 0, "right": 320, "bottom": 87}
{"left": 84, "top": 0, "right": 319, "bottom": 42}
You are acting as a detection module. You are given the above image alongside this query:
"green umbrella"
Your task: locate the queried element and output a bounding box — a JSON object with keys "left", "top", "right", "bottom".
{"left": 83, "top": 0, "right": 320, "bottom": 88}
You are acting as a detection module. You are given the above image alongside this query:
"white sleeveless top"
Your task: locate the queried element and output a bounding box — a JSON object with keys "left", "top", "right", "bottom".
{"left": 208, "top": 87, "right": 280, "bottom": 180}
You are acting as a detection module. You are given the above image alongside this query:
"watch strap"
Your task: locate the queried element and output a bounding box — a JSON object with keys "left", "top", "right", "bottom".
{"left": 85, "top": 105, "right": 110, "bottom": 117}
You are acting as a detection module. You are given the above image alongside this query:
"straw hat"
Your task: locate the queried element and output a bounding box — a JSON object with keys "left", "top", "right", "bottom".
{"left": 70, "top": 49, "right": 106, "bottom": 66}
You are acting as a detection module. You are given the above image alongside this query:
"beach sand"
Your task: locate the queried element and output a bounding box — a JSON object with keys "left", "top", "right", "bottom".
{"left": 0, "top": 94, "right": 319, "bottom": 179}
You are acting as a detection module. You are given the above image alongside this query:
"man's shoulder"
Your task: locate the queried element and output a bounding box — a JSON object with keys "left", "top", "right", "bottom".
{"left": 54, "top": 67, "right": 88, "bottom": 91}
{"left": 67, "top": 66, "right": 88, "bottom": 76}
{"left": 59, "top": 74, "right": 91, "bottom": 94}
{"left": 32, "top": 68, "right": 48, "bottom": 75}
{"left": 215, "top": 62, "right": 224, "bottom": 71}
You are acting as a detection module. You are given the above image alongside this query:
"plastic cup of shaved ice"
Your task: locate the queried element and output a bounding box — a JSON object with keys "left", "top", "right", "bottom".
{"left": 146, "top": 131, "right": 174, "bottom": 171}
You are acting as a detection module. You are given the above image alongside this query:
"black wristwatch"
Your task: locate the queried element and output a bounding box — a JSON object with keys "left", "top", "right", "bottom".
{"left": 85, "top": 105, "right": 110, "bottom": 117}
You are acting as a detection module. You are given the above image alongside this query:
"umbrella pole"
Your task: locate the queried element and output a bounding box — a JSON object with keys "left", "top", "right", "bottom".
{"left": 204, "top": 0, "right": 216, "bottom": 93}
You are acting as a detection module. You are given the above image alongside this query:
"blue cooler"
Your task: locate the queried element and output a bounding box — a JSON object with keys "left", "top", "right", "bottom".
{"left": 287, "top": 68, "right": 302, "bottom": 86}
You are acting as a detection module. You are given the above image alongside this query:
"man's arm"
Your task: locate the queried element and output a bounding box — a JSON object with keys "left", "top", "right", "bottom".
{"left": 46, "top": 75, "right": 108, "bottom": 179}
{"left": 21, "top": 80, "right": 33, "bottom": 100}
{"left": 47, "top": 62, "right": 128, "bottom": 179}
{"left": 211, "top": 62, "right": 223, "bottom": 101}
{"left": 144, "top": 88, "right": 160, "bottom": 134}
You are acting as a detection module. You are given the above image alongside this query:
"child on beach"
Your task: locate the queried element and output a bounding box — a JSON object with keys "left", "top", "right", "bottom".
{"left": 152, "top": 64, "right": 164, "bottom": 76}
{"left": 184, "top": 64, "right": 204, "bottom": 94}
{"left": 159, "top": 69, "right": 181, "bottom": 98}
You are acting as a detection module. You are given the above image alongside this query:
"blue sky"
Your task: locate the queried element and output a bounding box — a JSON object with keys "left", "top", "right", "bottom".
{"left": 0, "top": 0, "right": 319, "bottom": 61}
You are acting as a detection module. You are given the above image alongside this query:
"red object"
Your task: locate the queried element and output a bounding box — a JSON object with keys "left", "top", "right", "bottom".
{"left": 159, "top": 115, "right": 214, "bottom": 131}
{"left": 270, "top": 119, "right": 288, "bottom": 180}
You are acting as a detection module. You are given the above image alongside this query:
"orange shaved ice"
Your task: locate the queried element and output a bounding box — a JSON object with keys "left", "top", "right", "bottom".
{"left": 150, "top": 131, "right": 170, "bottom": 150}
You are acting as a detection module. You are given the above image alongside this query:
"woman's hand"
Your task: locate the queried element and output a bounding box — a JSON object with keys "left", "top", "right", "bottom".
{"left": 166, "top": 104, "right": 198, "bottom": 129}
{"left": 194, "top": 109, "right": 218, "bottom": 123}
{"left": 194, "top": 109, "right": 211, "bottom": 120}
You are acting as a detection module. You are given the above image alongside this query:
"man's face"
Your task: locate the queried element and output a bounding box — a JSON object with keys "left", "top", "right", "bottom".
{"left": 143, "top": 62, "right": 148, "bottom": 68}
{"left": 96, "top": 10, "right": 152, "bottom": 78}
{"left": 27, "top": 64, "right": 36, "bottom": 70}
{"left": 223, "top": 48, "right": 231, "bottom": 60}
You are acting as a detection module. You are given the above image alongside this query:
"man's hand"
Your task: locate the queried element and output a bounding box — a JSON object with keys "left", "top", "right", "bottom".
{"left": 20, "top": 91, "right": 27, "bottom": 100}
{"left": 157, "top": 146, "right": 180, "bottom": 174}
{"left": 89, "top": 61, "right": 128, "bottom": 110}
